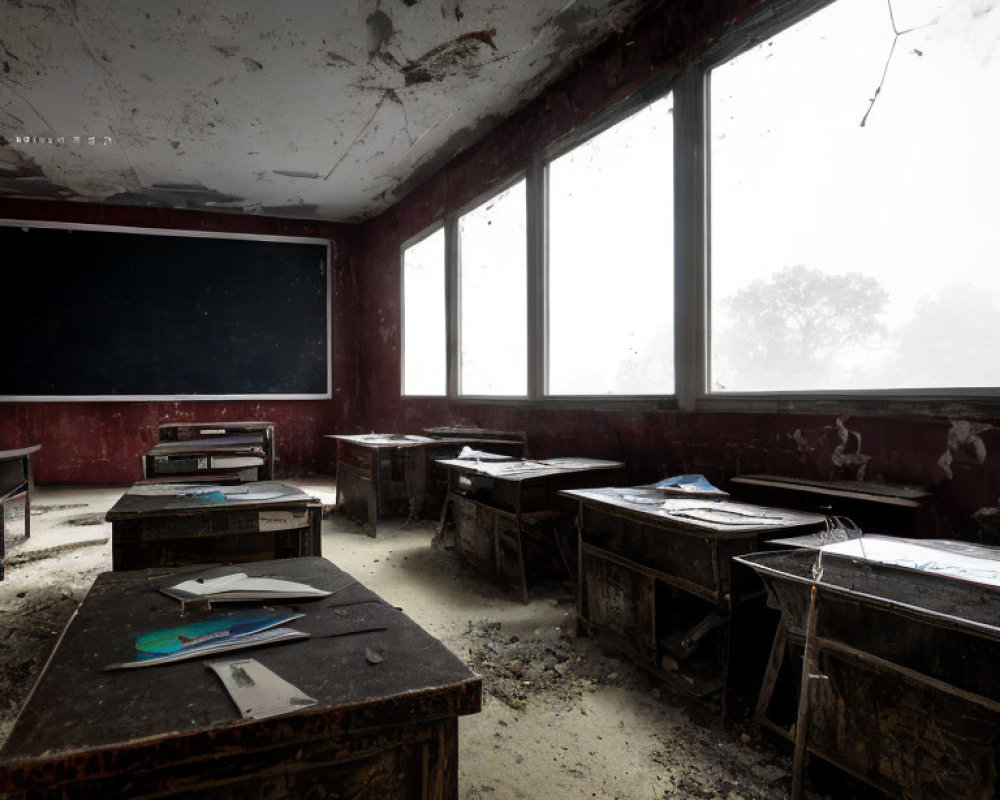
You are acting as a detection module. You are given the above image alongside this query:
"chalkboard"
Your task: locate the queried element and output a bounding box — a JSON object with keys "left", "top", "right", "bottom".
{"left": 0, "top": 223, "right": 330, "bottom": 399}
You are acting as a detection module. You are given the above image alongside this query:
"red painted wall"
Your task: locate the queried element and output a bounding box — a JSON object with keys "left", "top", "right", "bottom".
{"left": 0, "top": 199, "right": 362, "bottom": 484}
{"left": 357, "top": 0, "right": 1000, "bottom": 536}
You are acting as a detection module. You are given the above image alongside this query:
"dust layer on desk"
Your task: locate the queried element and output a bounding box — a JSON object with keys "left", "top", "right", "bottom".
{"left": 584, "top": 487, "right": 822, "bottom": 530}
{"left": 126, "top": 484, "right": 296, "bottom": 502}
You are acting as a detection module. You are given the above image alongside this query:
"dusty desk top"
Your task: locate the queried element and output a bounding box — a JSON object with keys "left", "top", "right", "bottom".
{"left": 106, "top": 482, "right": 316, "bottom": 520}
{"left": 146, "top": 434, "right": 266, "bottom": 454}
{"left": 423, "top": 426, "right": 526, "bottom": 442}
{"left": 327, "top": 433, "right": 438, "bottom": 448}
{"left": 0, "top": 557, "right": 481, "bottom": 789}
{"left": 328, "top": 433, "right": 525, "bottom": 451}
{"left": 437, "top": 457, "right": 624, "bottom": 482}
{"left": 0, "top": 445, "right": 41, "bottom": 460}
{"left": 561, "top": 486, "right": 828, "bottom": 535}
{"left": 159, "top": 421, "right": 274, "bottom": 432}
{"left": 729, "top": 474, "right": 933, "bottom": 506}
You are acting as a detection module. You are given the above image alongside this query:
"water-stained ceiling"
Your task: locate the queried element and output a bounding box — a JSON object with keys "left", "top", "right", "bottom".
{"left": 0, "top": 0, "right": 651, "bottom": 222}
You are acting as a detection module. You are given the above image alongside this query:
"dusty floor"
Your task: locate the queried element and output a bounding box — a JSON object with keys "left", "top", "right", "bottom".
{"left": 0, "top": 484, "right": 877, "bottom": 799}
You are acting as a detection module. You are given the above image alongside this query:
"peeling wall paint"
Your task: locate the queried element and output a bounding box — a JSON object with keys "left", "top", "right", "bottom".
{"left": 831, "top": 416, "right": 871, "bottom": 480}
{"left": 938, "top": 419, "right": 991, "bottom": 480}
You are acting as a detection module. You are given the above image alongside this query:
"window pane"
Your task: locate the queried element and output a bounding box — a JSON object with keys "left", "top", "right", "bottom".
{"left": 547, "top": 95, "right": 674, "bottom": 395}
{"left": 710, "top": 0, "right": 1000, "bottom": 392}
{"left": 458, "top": 180, "right": 527, "bottom": 396}
{"left": 402, "top": 228, "right": 446, "bottom": 395}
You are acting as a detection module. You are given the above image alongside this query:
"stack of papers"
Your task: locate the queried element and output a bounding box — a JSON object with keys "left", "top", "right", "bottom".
{"left": 161, "top": 572, "right": 331, "bottom": 603}
{"left": 107, "top": 609, "right": 307, "bottom": 670}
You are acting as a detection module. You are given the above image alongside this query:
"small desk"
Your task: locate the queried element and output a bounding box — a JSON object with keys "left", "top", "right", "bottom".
{"left": 728, "top": 474, "right": 938, "bottom": 538}
{"left": 438, "top": 457, "right": 626, "bottom": 601}
{"left": 562, "top": 486, "right": 827, "bottom": 698}
{"left": 0, "top": 445, "right": 40, "bottom": 580}
{"left": 152, "top": 421, "right": 276, "bottom": 481}
{"left": 106, "top": 482, "right": 322, "bottom": 571}
{"left": 737, "top": 546, "right": 1000, "bottom": 799}
{"left": 0, "top": 557, "right": 482, "bottom": 799}
{"left": 327, "top": 433, "right": 525, "bottom": 537}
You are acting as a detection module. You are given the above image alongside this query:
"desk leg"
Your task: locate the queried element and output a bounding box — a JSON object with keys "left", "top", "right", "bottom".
{"left": 334, "top": 450, "right": 342, "bottom": 511}
{"left": 24, "top": 454, "right": 33, "bottom": 541}
{"left": 755, "top": 618, "right": 789, "bottom": 727}
{"left": 575, "top": 512, "right": 584, "bottom": 637}
{"left": 366, "top": 455, "right": 379, "bottom": 538}
{"left": 308, "top": 503, "right": 323, "bottom": 557}
{"left": 791, "top": 586, "right": 821, "bottom": 800}
{"left": 437, "top": 492, "right": 452, "bottom": 538}
{"left": 513, "top": 519, "right": 529, "bottom": 605}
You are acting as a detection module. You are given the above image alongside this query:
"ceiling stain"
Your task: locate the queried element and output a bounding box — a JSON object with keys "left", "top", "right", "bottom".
{"left": 0, "top": 0, "right": 655, "bottom": 220}
{"left": 261, "top": 202, "right": 319, "bottom": 216}
{"left": 0, "top": 146, "right": 45, "bottom": 179}
{"left": 272, "top": 170, "right": 320, "bottom": 179}
{"left": 0, "top": 144, "right": 75, "bottom": 197}
{"left": 366, "top": 10, "right": 394, "bottom": 61}
{"left": 402, "top": 29, "right": 497, "bottom": 86}
{"left": 325, "top": 50, "right": 353, "bottom": 66}
{"left": 107, "top": 183, "right": 246, "bottom": 209}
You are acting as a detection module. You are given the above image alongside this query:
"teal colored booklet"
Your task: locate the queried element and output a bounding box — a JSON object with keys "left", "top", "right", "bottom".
{"left": 107, "top": 609, "right": 307, "bottom": 670}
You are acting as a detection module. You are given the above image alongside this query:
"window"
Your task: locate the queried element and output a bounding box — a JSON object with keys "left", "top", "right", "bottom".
{"left": 399, "top": 0, "right": 999, "bottom": 411}
{"left": 401, "top": 227, "right": 446, "bottom": 396}
{"left": 458, "top": 180, "right": 527, "bottom": 396}
{"left": 710, "top": 0, "right": 1000, "bottom": 392}
{"left": 546, "top": 94, "right": 675, "bottom": 395}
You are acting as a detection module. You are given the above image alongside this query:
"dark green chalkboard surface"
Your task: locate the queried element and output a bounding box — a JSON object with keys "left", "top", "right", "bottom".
{"left": 1, "top": 224, "right": 330, "bottom": 398}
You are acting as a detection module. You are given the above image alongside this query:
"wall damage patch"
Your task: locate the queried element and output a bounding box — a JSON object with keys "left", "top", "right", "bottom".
{"left": 831, "top": 416, "right": 871, "bottom": 480}
{"left": 938, "top": 420, "right": 991, "bottom": 480}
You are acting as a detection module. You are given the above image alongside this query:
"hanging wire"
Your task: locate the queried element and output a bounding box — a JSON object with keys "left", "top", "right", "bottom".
{"left": 860, "top": 0, "right": 938, "bottom": 126}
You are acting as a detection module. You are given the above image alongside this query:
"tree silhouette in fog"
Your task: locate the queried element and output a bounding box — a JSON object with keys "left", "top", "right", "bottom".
{"left": 715, "top": 265, "right": 887, "bottom": 390}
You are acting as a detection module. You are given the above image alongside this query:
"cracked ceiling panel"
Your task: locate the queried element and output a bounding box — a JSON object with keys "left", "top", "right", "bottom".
{"left": 0, "top": 0, "right": 652, "bottom": 221}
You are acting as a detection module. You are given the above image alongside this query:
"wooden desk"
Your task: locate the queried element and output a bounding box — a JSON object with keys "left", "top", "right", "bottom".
{"left": 728, "top": 474, "right": 938, "bottom": 538}
{"left": 422, "top": 426, "right": 526, "bottom": 444}
{"left": 327, "top": 434, "right": 525, "bottom": 537}
{"left": 0, "top": 445, "right": 40, "bottom": 580}
{"left": 155, "top": 421, "right": 276, "bottom": 481}
{"left": 737, "top": 547, "right": 1000, "bottom": 799}
{"left": 0, "top": 557, "right": 482, "bottom": 799}
{"left": 562, "top": 487, "right": 827, "bottom": 698}
{"left": 438, "top": 457, "right": 626, "bottom": 602}
{"left": 106, "top": 482, "right": 321, "bottom": 571}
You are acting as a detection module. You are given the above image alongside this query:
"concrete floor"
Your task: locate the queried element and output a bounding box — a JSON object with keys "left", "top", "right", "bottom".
{"left": 0, "top": 483, "right": 871, "bottom": 799}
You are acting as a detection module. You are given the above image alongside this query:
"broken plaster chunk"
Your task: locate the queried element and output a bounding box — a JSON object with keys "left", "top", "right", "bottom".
{"left": 365, "top": 647, "right": 384, "bottom": 665}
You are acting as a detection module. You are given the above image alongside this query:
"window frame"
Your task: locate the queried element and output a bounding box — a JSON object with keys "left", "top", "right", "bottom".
{"left": 453, "top": 173, "right": 531, "bottom": 399}
{"left": 398, "top": 0, "right": 1000, "bottom": 418}
{"left": 540, "top": 82, "right": 680, "bottom": 402}
{"left": 693, "top": 0, "right": 1000, "bottom": 417}
{"left": 399, "top": 221, "right": 447, "bottom": 398}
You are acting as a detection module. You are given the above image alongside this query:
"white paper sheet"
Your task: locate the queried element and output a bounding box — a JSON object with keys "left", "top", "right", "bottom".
{"left": 208, "top": 658, "right": 317, "bottom": 720}
{"left": 821, "top": 535, "right": 1000, "bottom": 588}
